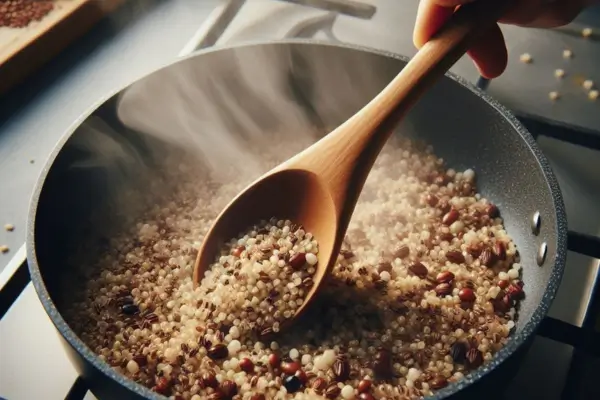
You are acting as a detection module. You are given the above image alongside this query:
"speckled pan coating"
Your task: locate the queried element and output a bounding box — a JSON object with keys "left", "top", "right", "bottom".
{"left": 27, "top": 40, "right": 567, "bottom": 400}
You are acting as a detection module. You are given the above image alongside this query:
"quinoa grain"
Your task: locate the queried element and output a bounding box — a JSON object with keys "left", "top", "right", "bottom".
{"left": 519, "top": 53, "right": 532, "bottom": 63}
{"left": 64, "top": 138, "right": 523, "bottom": 399}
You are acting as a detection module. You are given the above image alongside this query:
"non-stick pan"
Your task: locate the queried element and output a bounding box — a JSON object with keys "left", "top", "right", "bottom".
{"left": 27, "top": 40, "right": 567, "bottom": 400}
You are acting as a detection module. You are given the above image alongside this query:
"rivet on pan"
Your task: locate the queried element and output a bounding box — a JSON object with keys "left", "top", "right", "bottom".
{"left": 537, "top": 242, "right": 548, "bottom": 266}
{"left": 531, "top": 211, "right": 541, "bottom": 236}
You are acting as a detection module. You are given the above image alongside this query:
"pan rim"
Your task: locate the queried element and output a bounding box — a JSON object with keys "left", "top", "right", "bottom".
{"left": 26, "top": 38, "right": 567, "bottom": 400}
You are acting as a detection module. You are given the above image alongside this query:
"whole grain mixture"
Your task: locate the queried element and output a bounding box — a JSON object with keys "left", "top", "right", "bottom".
{"left": 65, "top": 138, "right": 524, "bottom": 400}
{"left": 198, "top": 219, "right": 320, "bottom": 337}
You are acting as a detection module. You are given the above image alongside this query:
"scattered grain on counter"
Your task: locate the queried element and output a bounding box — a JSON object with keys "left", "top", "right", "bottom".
{"left": 549, "top": 91, "right": 560, "bottom": 101}
{"left": 4, "top": 224, "right": 14, "bottom": 232}
{"left": 583, "top": 80, "right": 595, "bottom": 91}
{"left": 554, "top": 69, "right": 565, "bottom": 79}
{"left": 0, "top": 0, "right": 54, "bottom": 28}
{"left": 519, "top": 53, "right": 532, "bottom": 64}
{"left": 64, "top": 139, "right": 524, "bottom": 399}
{"left": 562, "top": 49, "right": 573, "bottom": 59}
{"left": 589, "top": 90, "right": 599, "bottom": 101}
{"left": 582, "top": 27, "right": 593, "bottom": 38}
{"left": 0, "top": 245, "right": 9, "bottom": 254}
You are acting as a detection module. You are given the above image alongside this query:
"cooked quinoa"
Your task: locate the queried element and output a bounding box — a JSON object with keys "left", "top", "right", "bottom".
{"left": 65, "top": 138, "right": 524, "bottom": 400}
{"left": 197, "top": 219, "right": 320, "bottom": 338}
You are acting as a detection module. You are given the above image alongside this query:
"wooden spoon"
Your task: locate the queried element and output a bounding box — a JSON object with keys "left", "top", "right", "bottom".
{"left": 193, "top": 0, "right": 507, "bottom": 328}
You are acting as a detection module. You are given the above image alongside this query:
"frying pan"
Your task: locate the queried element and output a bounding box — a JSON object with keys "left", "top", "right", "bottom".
{"left": 27, "top": 40, "right": 567, "bottom": 400}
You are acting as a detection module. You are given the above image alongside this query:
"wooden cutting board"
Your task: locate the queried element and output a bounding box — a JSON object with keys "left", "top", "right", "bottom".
{"left": 0, "top": 0, "right": 125, "bottom": 96}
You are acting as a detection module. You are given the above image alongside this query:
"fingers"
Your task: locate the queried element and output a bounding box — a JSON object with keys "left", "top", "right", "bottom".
{"left": 413, "top": 0, "right": 455, "bottom": 48}
{"left": 466, "top": 23, "right": 508, "bottom": 79}
{"left": 412, "top": 0, "right": 589, "bottom": 78}
{"left": 413, "top": 0, "right": 508, "bottom": 78}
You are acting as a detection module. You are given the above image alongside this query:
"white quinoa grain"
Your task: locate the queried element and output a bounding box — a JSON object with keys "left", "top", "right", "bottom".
{"left": 583, "top": 80, "right": 595, "bottom": 90}
{"left": 554, "top": 69, "right": 565, "bottom": 79}
{"left": 562, "top": 49, "right": 573, "bottom": 59}
{"left": 341, "top": 385, "right": 355, "bottom": 399}
{"left": 582, "top": 27, "right": 593, "bottom": 38}
{"left": 4, "top": 223, "right": 14, "bottom": 232}
{"left": 519, "top": 53, "right": 532, "bottom": 63}
{"left": 126, "top": 360, "right": 139, "bottom": 374}
{"left": 549, "top": 91, "right": 560, "bottom": 101}
{"left": 589, "top": 90, "right": 599, "bottom": 101}
{"left": 305, "top": 252, "right": 318, "bottom": 265}
{"left": 290, "top": 348, "right": 300, "bottom": 360}
{"left": 0, "top": 245, "right": 8, "bottom": 254}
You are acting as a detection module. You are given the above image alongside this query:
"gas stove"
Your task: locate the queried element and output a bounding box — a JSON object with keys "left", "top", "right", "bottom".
{"left": 1, "top": 1, "right": 599, "bottom": 400}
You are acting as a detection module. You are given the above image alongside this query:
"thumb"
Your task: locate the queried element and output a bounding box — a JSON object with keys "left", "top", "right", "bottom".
{"left": 413, "top": 0, "right": 476, "bottom": 48}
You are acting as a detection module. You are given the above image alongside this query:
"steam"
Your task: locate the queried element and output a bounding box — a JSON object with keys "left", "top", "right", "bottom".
{"left": 113, "top": 44, "right": 411, "bottom": 181}
{"left": 66, "top": 43, "right": 421, "bottom": 223}
{"left": 115, "top": 46, "right": 317, "bottom": 182}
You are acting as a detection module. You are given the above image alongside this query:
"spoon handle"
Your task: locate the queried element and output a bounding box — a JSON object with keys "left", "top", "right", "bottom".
{"left": 289, "top": 0, "right": 509, "bottom": 231}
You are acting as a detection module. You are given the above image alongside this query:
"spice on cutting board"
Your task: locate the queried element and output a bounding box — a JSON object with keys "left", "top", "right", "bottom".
{"left": 0, "top": 0, "right": 126, "bottom": 97}
{"left": 0, "top": 0, "right": 54, "bottom": 28}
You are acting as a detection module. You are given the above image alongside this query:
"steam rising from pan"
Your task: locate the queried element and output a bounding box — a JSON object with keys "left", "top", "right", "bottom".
{"left": 114, "top": 44, "right": 419, "bottom": 181}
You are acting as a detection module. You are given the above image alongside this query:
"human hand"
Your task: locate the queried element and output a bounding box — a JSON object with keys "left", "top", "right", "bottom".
{"left": 413, "top": 0, "right": 597, "bottom": 79}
